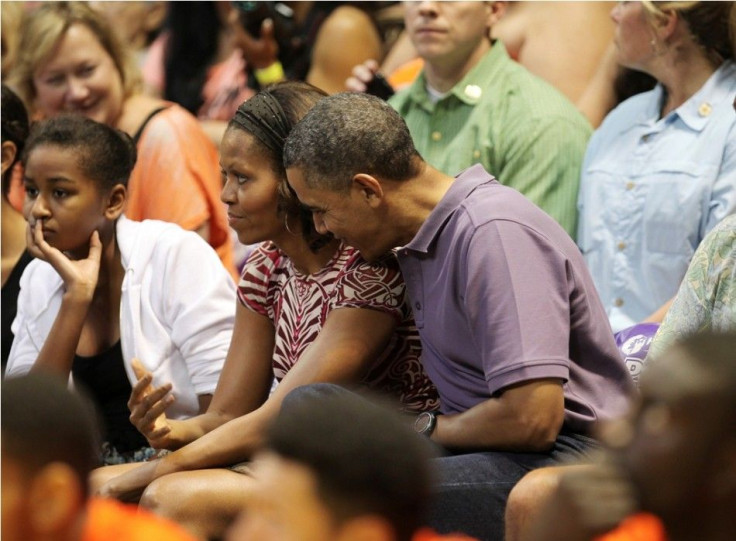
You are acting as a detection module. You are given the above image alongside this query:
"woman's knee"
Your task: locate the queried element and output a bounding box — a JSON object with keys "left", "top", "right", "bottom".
{"left": 89, "top": 464, "right": 141, "bottom": 495}
{"left": 139, "top": 473, "right": 193, "bottom": 518}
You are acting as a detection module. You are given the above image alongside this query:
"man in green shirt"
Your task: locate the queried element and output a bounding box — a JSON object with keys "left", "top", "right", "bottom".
{"left": 351, "top": 2, "right": 591, "bottom": 238}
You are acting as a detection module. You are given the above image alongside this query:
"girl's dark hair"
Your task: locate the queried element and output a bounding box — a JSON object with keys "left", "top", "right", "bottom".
{"left": 163, "top": 1, "right": 221, "bottom": 115}
{"left": 228, "top": 81, "right": 329, "bottom": 252}
{"left": 22, "top": 115, "right": 137, "bottom": 191}
{"left": 1, "top": 84, "right": 30, "bottom": 195}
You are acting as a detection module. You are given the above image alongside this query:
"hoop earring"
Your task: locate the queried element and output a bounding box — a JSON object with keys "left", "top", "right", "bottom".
{"left": 284, "top": 214, "right": 296, "bottom": 236}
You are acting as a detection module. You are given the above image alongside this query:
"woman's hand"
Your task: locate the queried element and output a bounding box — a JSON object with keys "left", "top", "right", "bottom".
{"left": 128, "top": 358, "right": 178, "bottom": 450}
{"left": 96, "top": 460, "right": 164, "bottom": 503}
{"left": 26, "top": 220, "right": 101, "bottom": 303}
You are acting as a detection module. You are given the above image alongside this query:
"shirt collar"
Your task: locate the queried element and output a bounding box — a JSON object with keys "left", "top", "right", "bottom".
{"left": 630, "top": 60, "right": 736, "bottom": 134}
{"left": 674, "top": 61, "right": 736, "bottom": 132}
{"left": 404, "top": 164, "right": 492, "bottom": 254}
{"left": 404, "top": 40, "right": 509, "bottom": 112}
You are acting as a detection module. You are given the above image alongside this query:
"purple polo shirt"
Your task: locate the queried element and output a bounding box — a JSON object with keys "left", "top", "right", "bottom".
{"left": 396, "top": 165, "right": 634, "bottom": 434}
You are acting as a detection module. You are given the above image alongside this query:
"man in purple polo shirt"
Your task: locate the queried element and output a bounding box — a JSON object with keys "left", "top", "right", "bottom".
{"left": 284, "top": 92, "right": 634, "bottom": 541}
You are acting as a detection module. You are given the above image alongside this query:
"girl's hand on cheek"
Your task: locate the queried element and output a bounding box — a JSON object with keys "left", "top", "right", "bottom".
{"left": 29, "top": 221, "right": 103, "bottom": 303}
{"left": 25, "top": 219, "right": 47, "bottom": 261}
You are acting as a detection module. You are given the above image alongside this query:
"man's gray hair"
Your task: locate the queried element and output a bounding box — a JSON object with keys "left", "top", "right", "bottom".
{"left": 283, "top": 93, "right": 422, "bottom": 192}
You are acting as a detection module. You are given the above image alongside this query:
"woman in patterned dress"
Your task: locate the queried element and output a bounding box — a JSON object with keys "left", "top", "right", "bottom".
{"left": 94, "top": 81, "right": 438, "bottom": 540}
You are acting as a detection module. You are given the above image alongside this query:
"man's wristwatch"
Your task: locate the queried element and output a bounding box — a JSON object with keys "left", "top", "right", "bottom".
{"left": 414, "top": 411, "right": 438, "bottom": 437}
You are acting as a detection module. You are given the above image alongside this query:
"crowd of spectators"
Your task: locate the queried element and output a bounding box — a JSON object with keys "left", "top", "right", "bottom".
{"left": 2, "top": 2, "right": 734, "bottom": 541}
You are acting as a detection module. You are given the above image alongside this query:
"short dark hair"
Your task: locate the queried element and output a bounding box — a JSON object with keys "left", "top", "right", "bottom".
{"left": 283, "top": 92, "right": 423, "bottom": 193}
{"left": 228, "top": 81, "right": 330, "bottom": 251}
{"left": 1, "top": 84, "right": 30, "bottom": 194}
{"left": 267, "top": 384, "right": 433, "bottom": 541}
{"left": 1, "top": 373, "right": 102, "bottom": 498}
{"left": 22, "top": 114, "right": 136, "bottom": 191}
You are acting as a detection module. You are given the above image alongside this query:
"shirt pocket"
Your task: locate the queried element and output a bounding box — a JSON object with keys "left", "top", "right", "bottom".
{"left": 640, "top": 161, "right": 708, "bottom": 256}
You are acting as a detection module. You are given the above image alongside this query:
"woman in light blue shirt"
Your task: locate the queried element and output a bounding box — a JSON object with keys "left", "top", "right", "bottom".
{"left": 578, "top": 1, "right": 736, "bottom": 332}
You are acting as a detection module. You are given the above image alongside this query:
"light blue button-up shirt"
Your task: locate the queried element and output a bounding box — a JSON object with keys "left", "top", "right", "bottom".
{"left": 578, "top": 61, "right": 736, "bottom": 332}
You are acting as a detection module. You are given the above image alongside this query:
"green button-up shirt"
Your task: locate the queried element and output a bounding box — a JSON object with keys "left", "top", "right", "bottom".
{"left": 390, "top": 41, "right": 591, "bottom": 238}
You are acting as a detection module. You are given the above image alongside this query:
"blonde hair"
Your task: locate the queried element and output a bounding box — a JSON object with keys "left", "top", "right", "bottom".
{"left": 8, "top": 2, "right": 142, "bottom": 114}
{"left": 1, "top": 1, "right": 24, "bottom": 78}
{"left": 640, "top": 1, "right": 734, "bottom": 64}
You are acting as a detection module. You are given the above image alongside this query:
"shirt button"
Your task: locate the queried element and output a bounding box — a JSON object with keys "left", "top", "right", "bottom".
{"left": 473, "top": 149, "right": 481, "bottom": 159}
{"left": 614, "top": 298, "right": 624, "bottom": 307}
{"left": 617, "top": 241, "right": 626, "bottom": 251}
{"left": 464, "top": 84, "right": 482, "bottom": 99}
{"left": 414, "top": 301, "right": 422, "bottom": 310}
{"left": 698, "top": 102, "right": 712, "bottom": 117}
{"left": 625, "top": 182, "right": 635, "bottom": 190}
{"left": 431, "top": 131, "right": 442, "bottom": 142}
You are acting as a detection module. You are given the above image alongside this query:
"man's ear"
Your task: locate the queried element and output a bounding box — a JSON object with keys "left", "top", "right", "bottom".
{"left": 352, "top": 174, "right": 384, "bottom": 208}
{"left": 27, "top": 463, "right": 85, "bottom": 535}
{"left": 104, "top": 184, "right": 127, "bottom": 220}
{"left": 1, "top": 140, "right": 18, "bottom": 177}
{"left": 487, "top": 2, "right": 508, "bottom": 28}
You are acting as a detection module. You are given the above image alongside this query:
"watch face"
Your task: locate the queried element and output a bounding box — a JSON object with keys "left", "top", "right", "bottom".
{"left": 414, "top": 411, "right": 435, "bottom": 434}
{"left": 414, "top": 412, "right": 434, "bottom": 434}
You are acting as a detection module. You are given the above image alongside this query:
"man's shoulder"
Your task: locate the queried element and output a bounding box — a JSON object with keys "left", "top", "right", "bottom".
{"left": 483, "top": 47, "right": 590, "bottom": 128}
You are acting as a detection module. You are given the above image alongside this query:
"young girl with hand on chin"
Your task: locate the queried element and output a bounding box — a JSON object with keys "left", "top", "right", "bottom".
{"left": 6, "top": 115, "right": 235, "bottom": 465}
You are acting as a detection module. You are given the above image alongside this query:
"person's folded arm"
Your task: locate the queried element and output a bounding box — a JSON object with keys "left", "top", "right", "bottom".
{"left": 99, "top": 305, "right": 397, "bottom": 499}
{"left": 433, "top": 378, "right": 565, "bottom": 452}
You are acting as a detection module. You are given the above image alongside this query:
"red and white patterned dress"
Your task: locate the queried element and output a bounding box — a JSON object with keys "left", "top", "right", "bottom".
{"left": 238, "top": 241, "right": 439, "bottom": 413}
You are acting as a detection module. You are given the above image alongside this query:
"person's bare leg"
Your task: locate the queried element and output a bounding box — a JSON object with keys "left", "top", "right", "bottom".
{"left": 139, "top": 469, "right": 252, "bottom": 540}
{"left": 505, "top": 466, "right": 566, "bottom": 541}
{"left": 89, "top": 463, "right": 144, "bottom": 496}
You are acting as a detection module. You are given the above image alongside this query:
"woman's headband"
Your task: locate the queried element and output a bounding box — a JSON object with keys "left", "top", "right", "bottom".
{"left": 231, "top": 90, "right": 290, "bottom": 153}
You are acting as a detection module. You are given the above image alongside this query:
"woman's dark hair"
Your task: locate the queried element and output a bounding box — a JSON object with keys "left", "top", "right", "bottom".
{"left": 163, "top": 1, "right": 221, "bottom": 115}
{"left": 1, "top": 84, "right": 30, "bottom": 195}
{"left": 228, "top": 81, "right": 329, "bottom": 252}
{"left": 22, "top": 115, "right": 137, "bottom": 191}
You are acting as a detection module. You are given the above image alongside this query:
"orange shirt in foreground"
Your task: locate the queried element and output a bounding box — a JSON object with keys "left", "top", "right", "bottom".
{"left": 413, "top": 528, "right": 480, "bottom": 541}
{"left": 82, "top": 498, "right": 197, "bottom": 541}
{"left": 595, "top": 513, "right": 667, "bottom": 541}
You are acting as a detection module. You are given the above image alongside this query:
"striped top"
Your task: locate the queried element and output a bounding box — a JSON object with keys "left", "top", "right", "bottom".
{"left": 238, "top": 241, "right": 439, "bottom": 413}
{"left": 390, "top": 41, "right": 591, "bottom": 239}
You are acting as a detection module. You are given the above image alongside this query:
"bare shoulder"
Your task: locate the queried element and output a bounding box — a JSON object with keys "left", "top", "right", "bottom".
{"left": 117, "top": 94, "right": 170, "bottom": 137}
